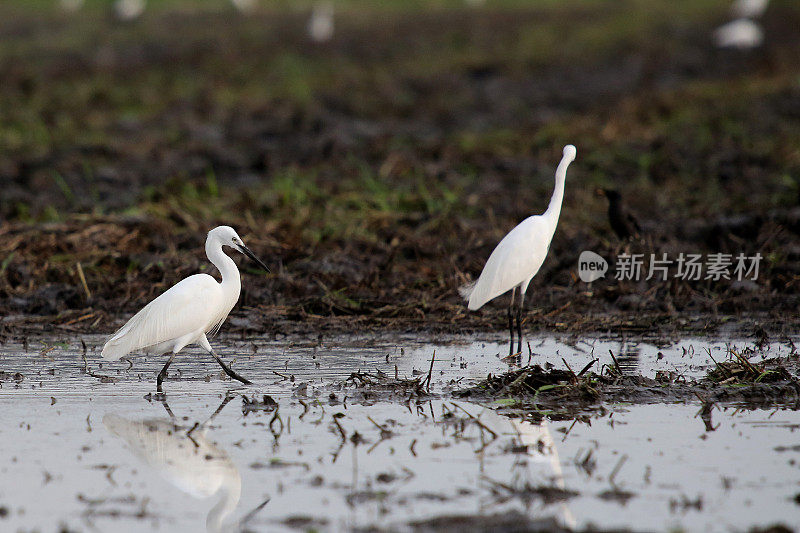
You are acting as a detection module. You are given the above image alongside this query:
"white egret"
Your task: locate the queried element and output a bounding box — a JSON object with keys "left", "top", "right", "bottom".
{"left": 230, "top": 0, "right": 257, "bottom": 13}
{"left": 731, "top": 0, "right": 769, "bottom": 19}
{"left": 113, "top": 0, "right": 146, "bottom": 21}
{"left": 714, "top": 18, "right": 763, "bottom": 49}
{"left": 460, "top": 145, "right": 576, "bottom": 354}
{"left": 308, "top": 1, "right": 335, "bottom": 43}
{"left": 101, "top": 226, "right": 269, "bottom": 391}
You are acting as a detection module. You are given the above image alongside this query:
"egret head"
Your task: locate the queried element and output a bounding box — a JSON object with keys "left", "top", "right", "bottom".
{"left": 562, "top": 144, "right": 577, "bottom": 163}
{"left": 208, "top": 226, "right": 270, "bottom": 273}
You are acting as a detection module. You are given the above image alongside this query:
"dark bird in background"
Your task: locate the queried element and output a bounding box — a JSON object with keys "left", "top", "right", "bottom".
{"left": 598, "top": 188, "right": 641, "bottom": 240}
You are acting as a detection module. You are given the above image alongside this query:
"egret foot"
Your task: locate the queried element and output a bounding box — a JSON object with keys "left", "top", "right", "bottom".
{"left": 212, "top": 353, "right": 252, "bottom": 385}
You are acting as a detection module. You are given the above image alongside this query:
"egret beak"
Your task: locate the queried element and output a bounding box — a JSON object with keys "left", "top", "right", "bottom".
{"left": 236, "top": 244, "right": 270, "bottom": 273}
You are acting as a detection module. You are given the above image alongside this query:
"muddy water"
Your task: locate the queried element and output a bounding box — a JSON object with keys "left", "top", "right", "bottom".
{"left": 1, "top": 334, "right": 798, "bottom": 532}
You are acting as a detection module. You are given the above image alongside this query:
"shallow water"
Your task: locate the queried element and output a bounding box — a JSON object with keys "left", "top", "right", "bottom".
{"left": 1, "top": 334, "right": 798, "bottom": 532}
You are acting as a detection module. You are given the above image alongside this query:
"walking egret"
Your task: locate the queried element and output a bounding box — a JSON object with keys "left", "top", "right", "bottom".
{"left": 101, "top": 226, "right": 269, "bottom": 391}
{"left": 460, "top": 145, "right": 576, "bottom": 355}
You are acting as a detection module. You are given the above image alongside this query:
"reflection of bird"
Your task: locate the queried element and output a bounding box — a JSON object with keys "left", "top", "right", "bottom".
{"left": 308, "top": 2, "right": 334, "bottom": 43}
{"left": 598, "top": 188, "right": 641, "bottom": 241}
{"left": 459, "top": 402, "right": 576, "bottom": 529}
{"left": 104, "top": 402, "right": 241, "bottom": 533}
{"left": 101, "top": 226, "right": 269, "bottom": 392}
{"left": 461, "top": 146, "right": 576, "bottom": 355}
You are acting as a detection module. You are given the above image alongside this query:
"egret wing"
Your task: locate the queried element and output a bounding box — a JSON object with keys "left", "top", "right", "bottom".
{"left": 464, "top": 216, "right": 552, "bottom": 310}
{"left": 101, "top": 274, "right": 221, "bottom": 360}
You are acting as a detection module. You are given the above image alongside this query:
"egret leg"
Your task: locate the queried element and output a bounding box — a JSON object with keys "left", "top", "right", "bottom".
{"left": 211, "top": 350, "right": 252, "bottom": 385}
{"left": 508, "top": 288, "right": 517, "bottom": 356}
{"left": 156, "top": 353, "right": 176, "bottom": 393}
{"left": 516, "top": 290, "right": 525, "bottom": 355}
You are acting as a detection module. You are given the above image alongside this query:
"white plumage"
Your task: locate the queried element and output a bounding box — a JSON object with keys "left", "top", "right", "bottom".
{"left": 461, "top": 214, "right": 556, "bottom": 311}
{"left": 113, "top": 0, "right": 146, "bottom": 21}
{"left": 308, "top": 1, "right": 335, "bottom": 43}
{"left": 101, "top": 226, "right": 269, "bottom": 390}
{"left": 714, "top": 18, "right": 764, "bottom": 49}
{"left": 731, "top": 0, "right": 769, "bottom": 19}
{"left": 101, "top": 274, "right": 229, "bottom": 360}
{"left": 461, "top": 145, "right": 575, "bottom": 353}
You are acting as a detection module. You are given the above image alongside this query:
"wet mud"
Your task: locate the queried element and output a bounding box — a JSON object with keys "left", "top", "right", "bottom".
{"left": 2, "top": 3, "right": 800, "bottom": 338}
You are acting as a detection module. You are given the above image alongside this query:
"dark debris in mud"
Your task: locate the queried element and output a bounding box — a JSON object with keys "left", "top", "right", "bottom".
{"left": 241, "top": 394, "right": 279, "bottom": 415}
{"left": 399, "top": 512, "right": 572, "bottom": 533}
{"left": 706, "top": 347, "right": 796, "bottom": 385}
{"left": 342, "top": 370, "right": 433, "bottom": 400}
{"left": 486, "top": 479, "right": 579, "bottom": 506}
{"left": 0, "top": 371, "right": 24, "bottom": 383}
{"left": 458, "top": 348, "right": 800, "bottom": 416}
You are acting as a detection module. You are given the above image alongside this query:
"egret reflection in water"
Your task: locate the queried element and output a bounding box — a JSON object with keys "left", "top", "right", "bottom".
{"left": 103, "top": 396, "right": 255, "bottom": 533}
{"left": 455, "top": 402, "right": 576, "bottom": 530}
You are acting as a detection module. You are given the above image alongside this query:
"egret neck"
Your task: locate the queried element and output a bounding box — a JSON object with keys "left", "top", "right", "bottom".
{"left": 206, "top": 235, "right": 241, "bottom": 303}
{"left": 543, "top": 148, "right": 574, "bottom": 232}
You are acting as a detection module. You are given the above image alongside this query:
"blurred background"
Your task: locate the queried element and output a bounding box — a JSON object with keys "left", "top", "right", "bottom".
{"left": 1, "top": 0, "right": 799, "bottom": 335}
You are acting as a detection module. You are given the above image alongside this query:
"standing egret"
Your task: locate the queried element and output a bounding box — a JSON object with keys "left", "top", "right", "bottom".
{"left": 101, "top": 226, "right": 269, "bottom": 392}
{"left": 460, "top": 145, "right": 576, "bottom": 355}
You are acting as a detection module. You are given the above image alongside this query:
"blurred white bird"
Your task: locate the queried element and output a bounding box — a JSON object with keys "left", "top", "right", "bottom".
{"left": 104, "top": 398, "right": 242, "bottom": 533}
{"left": 101, "top": 226, "right": 269, "bottom": 392}
{"left": 230, "top": 0, "right": 258, "bottom": 14}
{"left": 113, "top": 0, "right": 146, "bottom": 21}
{"left": 731, "top": 0, "right": 769, "bottom": 19}
{"left": 714, "top": 18, "right": 764, "bottom": 49}
{"left": 59, "top": 0, "right": 84, "bottom": 13}
{"left": 460, "top": 145, "right": 576, "bottom": 354}
{"left": 308, "top": 1, "right": 334, "bottom": 43}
